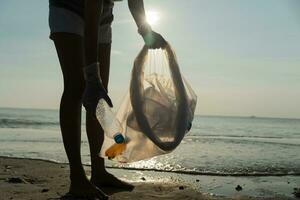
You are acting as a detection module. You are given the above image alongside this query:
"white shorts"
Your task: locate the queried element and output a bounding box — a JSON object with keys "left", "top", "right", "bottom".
{"left": 48, "top": 5, "right": 113, "bottom": 44}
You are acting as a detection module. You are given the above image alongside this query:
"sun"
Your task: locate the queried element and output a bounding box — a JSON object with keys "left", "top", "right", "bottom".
{"left": 146, "top": 11, "right": 160, "bottom": 26}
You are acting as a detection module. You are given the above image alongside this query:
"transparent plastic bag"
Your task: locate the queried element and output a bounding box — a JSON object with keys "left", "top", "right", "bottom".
{"left": 99, "top": 43, "right": 197, "bottom": 163}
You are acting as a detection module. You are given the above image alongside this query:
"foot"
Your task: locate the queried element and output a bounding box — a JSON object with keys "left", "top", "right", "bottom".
{"left": 69, "top": 175, "right": 108, "bottom": 200}
{"left": 91, "top": 171, "right": 134, "bottom": 191}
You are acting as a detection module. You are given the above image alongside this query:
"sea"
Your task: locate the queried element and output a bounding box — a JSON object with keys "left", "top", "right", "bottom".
{"left": 0, "top": 107, "right": 300, "bottom": 176}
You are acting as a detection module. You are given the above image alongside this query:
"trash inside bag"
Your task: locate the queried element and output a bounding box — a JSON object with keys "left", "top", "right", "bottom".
{"left": 97, "top": 43, "right": 197, "bottom": 163}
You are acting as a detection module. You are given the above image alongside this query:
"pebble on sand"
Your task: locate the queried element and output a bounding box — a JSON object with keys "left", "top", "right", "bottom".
{"left": 235, "top": 185, "right": 243, "bottom": 191}
{"left": 41, "top": 188, "right": 49, "bottom": 193}
{"left": 293, "top": 188, "right": 300, "bottom": 198}
{"left": 6, "top": 177, "right": 27, "bottom": 184}
{"left": 179, "top": 186, "right": 185, "bottom": 190}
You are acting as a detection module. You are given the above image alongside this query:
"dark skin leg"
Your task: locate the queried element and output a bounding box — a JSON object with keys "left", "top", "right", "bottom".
{"left": 53, "top": 32, "right": 132, "bottom": 194}
{"left": 87, "top": 43, "right": 134, "bottom": 190}
{"left": 52, "top": 32, "right": 107, "bottom": 199}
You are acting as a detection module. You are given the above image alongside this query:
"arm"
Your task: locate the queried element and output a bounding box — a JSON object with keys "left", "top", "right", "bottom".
{"left": 127, "top": 0, "right": 148, "bottom": 31}
{"left": 83, "top": 0, "right": 113, "bottom": 115}
{"left": 84, "top": 0, "right": 103, "bottom": 66}
{"left": 128, "top": 0, "right": 166, "bottom": 49}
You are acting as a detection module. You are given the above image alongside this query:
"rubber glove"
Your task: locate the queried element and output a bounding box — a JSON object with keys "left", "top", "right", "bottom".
{"left": 82, "top": 62, "right": 113, "bottom": 116}
{"left": 138, "top": 23, "right": 167, "bottom": 49}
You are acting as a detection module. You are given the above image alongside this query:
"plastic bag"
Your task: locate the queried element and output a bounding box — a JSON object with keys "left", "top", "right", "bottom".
{"left": 100, "top": 43, "right": 197, "bottom": 163}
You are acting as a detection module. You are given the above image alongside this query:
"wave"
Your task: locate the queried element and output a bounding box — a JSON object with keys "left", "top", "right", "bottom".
{"left": 184, "top": 135, "right": 300, "bottom": 146}
{"left": 1, "top": 155, "right": 299, "bottom": 177}
{"left": 106, "top": 166, "right": 300, "bottom": 176}
{"left": 0, "top": 118, "right": 58, "bottom": 128}
{"left": 188, "top": 134, "right": 286, "bottom": 139}
{"left": 0, "top": 139, "right": 89, "bottom": 144}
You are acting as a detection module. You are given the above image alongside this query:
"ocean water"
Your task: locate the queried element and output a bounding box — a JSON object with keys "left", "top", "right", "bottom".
{"left": 0, "top": 107, "right": 300, "bottom": 176}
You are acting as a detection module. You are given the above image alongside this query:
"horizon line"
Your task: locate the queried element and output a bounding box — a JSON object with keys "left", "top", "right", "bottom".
{"left": 0, "top": 106, "right": 299, "bottom": 120}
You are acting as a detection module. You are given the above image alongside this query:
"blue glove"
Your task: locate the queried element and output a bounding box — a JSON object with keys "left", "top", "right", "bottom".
{"left": 82, "top": 63, "right": 113, "bottom": 116}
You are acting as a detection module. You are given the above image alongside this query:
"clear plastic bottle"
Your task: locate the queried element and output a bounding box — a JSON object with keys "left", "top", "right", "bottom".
{"left": 96, "top": 99, "right": 125, "bottom": 143}
{"left": 96, "top": 99, "right": 126, "bottom": 159}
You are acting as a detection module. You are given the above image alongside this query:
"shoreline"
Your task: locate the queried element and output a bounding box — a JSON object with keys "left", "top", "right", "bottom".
{"left": 0, "top": 156, "right": 298, "bottom": 200}
{"left": 1, "top": 156, "right": 299, "bottom": 177}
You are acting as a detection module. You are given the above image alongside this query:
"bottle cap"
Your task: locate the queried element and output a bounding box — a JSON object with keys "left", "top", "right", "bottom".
{"left": 114, "top": 133, "right": 125, "bottom": 144}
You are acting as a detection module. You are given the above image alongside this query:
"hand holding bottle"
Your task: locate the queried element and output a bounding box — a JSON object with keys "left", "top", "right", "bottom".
{"left": 82, "top": 63, "right": 113, "bottom": 116}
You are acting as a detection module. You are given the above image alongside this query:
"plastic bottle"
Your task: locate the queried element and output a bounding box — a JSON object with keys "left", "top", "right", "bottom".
{"left": 96, "top": 99, "right": 125, "bottom": 142}
{"left": 96, "top": 99, "right": 126, "bottom": 159}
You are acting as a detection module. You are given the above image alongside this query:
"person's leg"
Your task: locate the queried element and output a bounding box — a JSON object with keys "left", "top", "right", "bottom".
{"left": 52, "top": 32, "right": 108, "bottom": 199}
{"left": 86, "top": 43, "right": 110, "bottom": 175}
{"left": 86, "top": 43, "right": 134, "bottom": 190}
{"left": 84, "top": 1, "right": 133, "bottom": 189}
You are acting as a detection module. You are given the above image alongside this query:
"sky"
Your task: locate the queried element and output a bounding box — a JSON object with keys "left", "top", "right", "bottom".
{"left": 0, "top": 0, "right": 300, "bottom": 118}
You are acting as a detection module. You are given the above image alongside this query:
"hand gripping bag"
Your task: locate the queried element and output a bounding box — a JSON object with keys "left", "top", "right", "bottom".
{"left": 99, "top": 43, "right": 197, "bottom": 163}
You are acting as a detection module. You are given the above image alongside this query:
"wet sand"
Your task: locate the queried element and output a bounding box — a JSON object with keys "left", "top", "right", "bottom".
{"left": 0, "top": 157, "right": 298, "bottom": 200}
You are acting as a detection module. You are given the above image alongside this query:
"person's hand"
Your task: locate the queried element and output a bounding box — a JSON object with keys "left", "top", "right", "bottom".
{"left": 142, "top": 31, "right": 167, "bottom": 49}
{"left": 82, "top": 63, "right": 113, "bottom": 116}
{"left": 138, "top": 23, "right": 167, "bottom": 49}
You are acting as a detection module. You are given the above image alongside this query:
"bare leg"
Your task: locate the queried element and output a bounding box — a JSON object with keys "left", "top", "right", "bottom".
{"left": 86, "top": 43, "right": 134, "bottom": 190}
{"left": 86, "top": 43, "right": 111, "bottom": 174}
{"left": 52, "top": 33, "right": 108, "bottom": 199}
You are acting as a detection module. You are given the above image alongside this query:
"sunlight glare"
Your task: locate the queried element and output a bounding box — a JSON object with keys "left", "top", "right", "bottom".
{"left": 146, "top": 11, "right": 160, "bottom": 26}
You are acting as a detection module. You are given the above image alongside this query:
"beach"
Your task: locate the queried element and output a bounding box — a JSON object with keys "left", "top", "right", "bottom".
{"left": 0, "top": 108, "right": 300, "bottom": 199}
{"left": 0, "top": 157, "right": 208, "bottom": 200}
{"left": 0, "top": 156, "right": 298, "bottom": 200}
{"left": 1, "top": 0, "right": 300, "bottom": 199}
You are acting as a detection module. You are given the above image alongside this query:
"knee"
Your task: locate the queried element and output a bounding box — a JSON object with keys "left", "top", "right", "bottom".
{"left": 62, "top": 81, "right": 85, "bottom": 101}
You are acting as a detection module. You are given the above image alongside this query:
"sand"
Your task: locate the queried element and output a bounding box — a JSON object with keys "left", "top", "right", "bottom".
{"left": 0, "top": 157, "right": 213, "bottom": 200}
{"left": 0, "top": 157, "right": 297, "bottom": 200}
